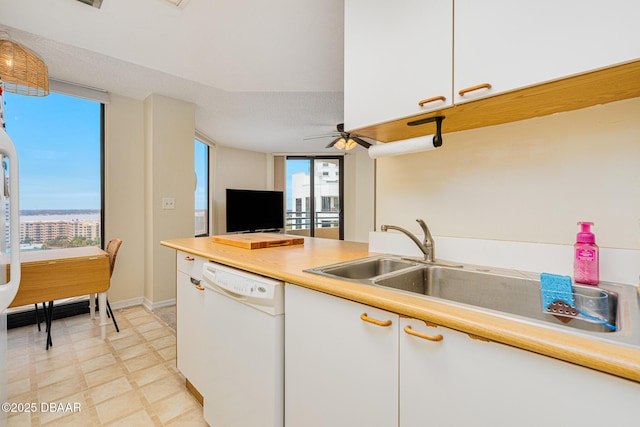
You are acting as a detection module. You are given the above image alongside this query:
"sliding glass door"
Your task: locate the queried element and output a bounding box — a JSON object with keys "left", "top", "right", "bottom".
{"left": 286, "top": 156, "right": 343, "bottom": 240}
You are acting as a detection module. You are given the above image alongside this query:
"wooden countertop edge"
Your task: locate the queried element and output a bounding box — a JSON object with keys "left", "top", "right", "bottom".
{"left": 161, "top": 238, "right": 640, "bottom": 383}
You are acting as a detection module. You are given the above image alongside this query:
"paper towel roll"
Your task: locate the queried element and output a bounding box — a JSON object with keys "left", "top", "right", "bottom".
{"left": 368, "top": 135, "right": 438, "bottom": 159}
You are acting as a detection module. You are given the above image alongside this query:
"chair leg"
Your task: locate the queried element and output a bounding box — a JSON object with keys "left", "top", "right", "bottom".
{"left": 95, "top": 296, "right": 112, "bottom": 319}
{"left": 95, "top": 296, "right": 119, "bottom": 333}
{"left": 43, "top": 303, "right": 48, "bottom": 332}
{"left": 34, "top": 303, "right": 41, "bottom": 331}
{"left": 106, "top": 300, "right": 119, "bottom": 333}
{"left": 45, "top": 301, "right": 54, "bottom": 350}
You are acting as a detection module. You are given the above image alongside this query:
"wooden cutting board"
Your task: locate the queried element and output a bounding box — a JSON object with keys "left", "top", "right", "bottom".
{"left": 211, "top": 233, "right": 304, "bottom": 249}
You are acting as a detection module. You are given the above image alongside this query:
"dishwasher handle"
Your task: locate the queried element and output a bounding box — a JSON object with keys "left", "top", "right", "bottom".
{"left": 205, "top": 282, "right": 249, "bottom": 301}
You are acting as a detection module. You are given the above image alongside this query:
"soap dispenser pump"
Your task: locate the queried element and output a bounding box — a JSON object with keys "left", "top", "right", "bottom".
{"left": 574, "top": 221, "right": 599, "bottom": 285}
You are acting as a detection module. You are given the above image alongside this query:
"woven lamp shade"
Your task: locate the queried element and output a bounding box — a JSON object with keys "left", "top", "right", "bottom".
{"left": 0, "top": 39, "right": 49, "bottom": 96}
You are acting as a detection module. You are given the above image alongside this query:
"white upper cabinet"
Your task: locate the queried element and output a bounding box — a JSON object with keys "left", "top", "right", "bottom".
{"left": 344, "top": 0, "right": 453, "bottom": 131}
{"left": 454, "top": 0, "right": 640, "bottom": 103}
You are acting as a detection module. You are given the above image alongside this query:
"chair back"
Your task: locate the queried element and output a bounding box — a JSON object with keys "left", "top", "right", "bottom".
{"left": 105, "top": 238, "right": 123, "bottom": 278}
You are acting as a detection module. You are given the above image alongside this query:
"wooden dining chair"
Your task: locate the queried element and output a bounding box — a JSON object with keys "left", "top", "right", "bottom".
{"left": 98, "top": 238, "right": 122, "bottom": 332}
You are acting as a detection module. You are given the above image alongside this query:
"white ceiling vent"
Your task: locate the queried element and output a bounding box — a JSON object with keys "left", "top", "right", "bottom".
{"left": 166, "top": 0, "right": 191, "bottom": 8}
{"left": 76, "top": 0, "right": 103, "bottom": 8}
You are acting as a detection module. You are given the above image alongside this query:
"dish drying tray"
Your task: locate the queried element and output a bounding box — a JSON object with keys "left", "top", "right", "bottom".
{"left": 541, "top": 288, "right": 616, "bottom": 330}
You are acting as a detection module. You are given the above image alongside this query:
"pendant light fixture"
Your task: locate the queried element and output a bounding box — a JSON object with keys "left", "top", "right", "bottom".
{"left": 0, "top": 38, "right": 49, "bottom": 97}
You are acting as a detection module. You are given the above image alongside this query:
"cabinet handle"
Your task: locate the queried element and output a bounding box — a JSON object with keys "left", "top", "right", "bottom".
{"left": 404, "top": 325, "right": 443, "bottom": 342}
{"left": 360, "top": 313, "right": 392, "bottom": 327}
{"left": 458, "top": 83, "right": 492, "bottom": 97}
{"left": 185, "top": 256, "right": 195, "bottom": 261}
{"left": 418, "top": 95, "right": 446, "bottom": 107}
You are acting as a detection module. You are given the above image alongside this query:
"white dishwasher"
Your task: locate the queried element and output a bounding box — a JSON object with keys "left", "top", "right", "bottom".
{"left": 201, "top": 261, "right": 284, "bottom": 427}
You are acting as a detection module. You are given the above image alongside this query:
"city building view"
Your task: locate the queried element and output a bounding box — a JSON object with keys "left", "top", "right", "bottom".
{"left": 16, "top": 210, "right": 102, "bottom": 250}
{"left": 286, "top": 159, "right": 341, "bottom": 240}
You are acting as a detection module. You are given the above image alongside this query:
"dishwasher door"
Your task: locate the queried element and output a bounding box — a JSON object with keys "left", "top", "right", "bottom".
{"left": 202, "top": 262, "right": 284, "bottom": 427}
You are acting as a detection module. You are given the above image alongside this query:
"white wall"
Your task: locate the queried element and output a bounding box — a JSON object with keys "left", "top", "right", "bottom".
{"left": 104, "top": 95, "right": 275, "bottom": 306}
{"left": 104, "top": 94, "right": 145, "bottom": 304}
{"left": 211, "top": 145, "right": 269, "bottom": 235}
{"left": 375, "top": 97, "right": 640, "bottom": 251}
{"left": 344, "top": 149, "right": 375, "bottom": 242}
{"left": 105, "top": 93, "right": 196, "bottom": 307}
{"left": 144, "top": 94, "right": 196, "bottom": 305}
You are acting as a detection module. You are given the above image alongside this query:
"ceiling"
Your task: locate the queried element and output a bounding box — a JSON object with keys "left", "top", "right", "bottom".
{"left": 0, "top": 0, "right": 346, "bottom": 153}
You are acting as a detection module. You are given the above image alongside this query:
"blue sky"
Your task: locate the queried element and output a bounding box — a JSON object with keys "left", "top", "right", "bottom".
{"left": 4, "top": 92, "right": 102, "bottom": 210}
{"left": 285, "top": 159, "right": 310, "bottom": 209}
{"left": 194, "top": 140, "right": 208, "bottom": 210}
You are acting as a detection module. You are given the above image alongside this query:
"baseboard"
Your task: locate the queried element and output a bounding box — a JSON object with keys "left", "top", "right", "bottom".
{"left": 109, "top": 297, "right": 144, "bottom": 311}
{"left": 185, "top": 379, "right": 204, "bottom": 406}
{"left": 7, "top": 297, "right": 175, "bottom": 329}
{"left": 7, "top": 300, "right": 90, "bottom": 329}
{"left": 105, "top": 297, "right": 176, "bottom": 311}
{"left": 142, "top": 297, "right": 176, "bottom": 311}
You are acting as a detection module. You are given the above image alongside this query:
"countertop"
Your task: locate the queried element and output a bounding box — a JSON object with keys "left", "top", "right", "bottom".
{"left": 161, "top": 236, "right": 640, "bottom": 383}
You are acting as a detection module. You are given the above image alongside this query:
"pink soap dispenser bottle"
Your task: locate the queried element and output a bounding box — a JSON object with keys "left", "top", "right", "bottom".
{"left": 574, "top": 221, "right": 599, "bottom": 285}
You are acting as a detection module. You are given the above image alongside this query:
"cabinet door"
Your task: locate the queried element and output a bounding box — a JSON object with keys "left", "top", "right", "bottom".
{"left": 176, "top": 270, "right": 205, "bottom": 394}
{"left": 177, "top": 250, "right": 205, "bottom": 279}
{"left": 399, "top": 317, "right": 640, "bottom": 427}
{"left": 344, "top": 0, "right": 453, "bottom": 131}
{"left": 454, "top": 0, "right": 640, "bottom": 103}
{"left": 285, "top": 284, "right": 399, "bottom": 427}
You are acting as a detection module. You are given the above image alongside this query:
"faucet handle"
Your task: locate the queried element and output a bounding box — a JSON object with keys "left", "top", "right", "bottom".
{"left": 416, "top": 219, "right": 428, "bottom": 236}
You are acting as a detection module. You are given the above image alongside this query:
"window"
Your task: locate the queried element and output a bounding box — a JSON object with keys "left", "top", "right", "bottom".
{"left": 321, "top": 196, "right": 331, "bottom": 211}
{"left": 4, "top": 91, "right": 104, "bottom": 251}
{"left": 285, "top": 156, "right": 344, "bottom": 240}
{"left": 194, "top": 138, "right": 209, "bottom": 236}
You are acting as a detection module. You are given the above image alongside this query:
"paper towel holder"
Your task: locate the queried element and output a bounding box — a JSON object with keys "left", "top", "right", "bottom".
{"left": 406, "top": 116, "right": 445, "bottom": 147}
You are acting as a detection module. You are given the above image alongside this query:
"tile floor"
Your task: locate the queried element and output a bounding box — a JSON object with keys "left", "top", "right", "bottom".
{"left": 5, "top": 305, "right": 208, "bottom": 426}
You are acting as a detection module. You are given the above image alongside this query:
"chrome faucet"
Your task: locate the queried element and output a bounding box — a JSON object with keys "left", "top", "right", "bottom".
{"left": 380, "top": 219, "right": 435, "bottom": 262}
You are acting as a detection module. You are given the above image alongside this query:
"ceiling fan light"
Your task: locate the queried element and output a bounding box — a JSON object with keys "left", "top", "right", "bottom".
{"left": 334, "top": 137, "right": 346, "bottom": 150}
{"left": 345, "top": 138, "right": 357, "bottom": 150}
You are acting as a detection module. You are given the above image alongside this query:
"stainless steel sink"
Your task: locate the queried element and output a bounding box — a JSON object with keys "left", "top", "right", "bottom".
{"left": 374, "top": 265, "right": 618, "bottom": 333}
{"left": 312, "top": 257, "right": 419, "bottom": 280}
{"left": 305, "top": 255, "right": 640, "bottom": 347}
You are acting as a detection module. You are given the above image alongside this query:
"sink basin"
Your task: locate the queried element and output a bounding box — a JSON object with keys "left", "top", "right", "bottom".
{"left": 374, "top": 265, "right": 618, "bottom": 333}
{"left": 306, "top": 255, "right": 640, "bottom": 346}
{"left": 308, "top": 257, "right": 418, "bottom": 280}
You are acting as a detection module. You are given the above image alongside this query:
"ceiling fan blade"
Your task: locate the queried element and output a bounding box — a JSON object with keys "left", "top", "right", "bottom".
{"left": 326, "top": 137, "right": 341, "bottom": 148}
{"left": 303, "top": 133, "right": 340, "bottom": 141}
{"left": 352, "top": 136, "right": 372, "bottom": 149}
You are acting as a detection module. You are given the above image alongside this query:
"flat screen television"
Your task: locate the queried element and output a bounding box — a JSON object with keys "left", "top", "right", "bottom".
{"left": 226, "top": 188, "right": 284, "bottom": 233}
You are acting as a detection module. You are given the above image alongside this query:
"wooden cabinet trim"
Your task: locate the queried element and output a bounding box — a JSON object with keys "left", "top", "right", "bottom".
{"left": 350, "top": 60, "right": 640, "bottom": 142}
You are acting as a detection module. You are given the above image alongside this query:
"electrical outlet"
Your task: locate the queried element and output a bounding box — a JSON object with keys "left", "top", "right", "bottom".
{"left": 162, "top": 197, "right": 175, "bottom": 210}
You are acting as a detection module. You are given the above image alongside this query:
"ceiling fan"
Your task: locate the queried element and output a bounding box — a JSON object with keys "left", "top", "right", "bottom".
{"left": 305, "top": 123, "right": 371, "bottom": 151}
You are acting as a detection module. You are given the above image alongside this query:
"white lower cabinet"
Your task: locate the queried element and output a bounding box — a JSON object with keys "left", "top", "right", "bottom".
{"left": 285, "top": 284, "right": 399, "bottom": 427}
{"left": 175, "top": 252, "right": 206, "bottom": 395}
{"left": 286, "top": 284, "right": 639, "bottom": 427}
{"left": 400, "top": 318, "right": 639, "bottom": 427}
